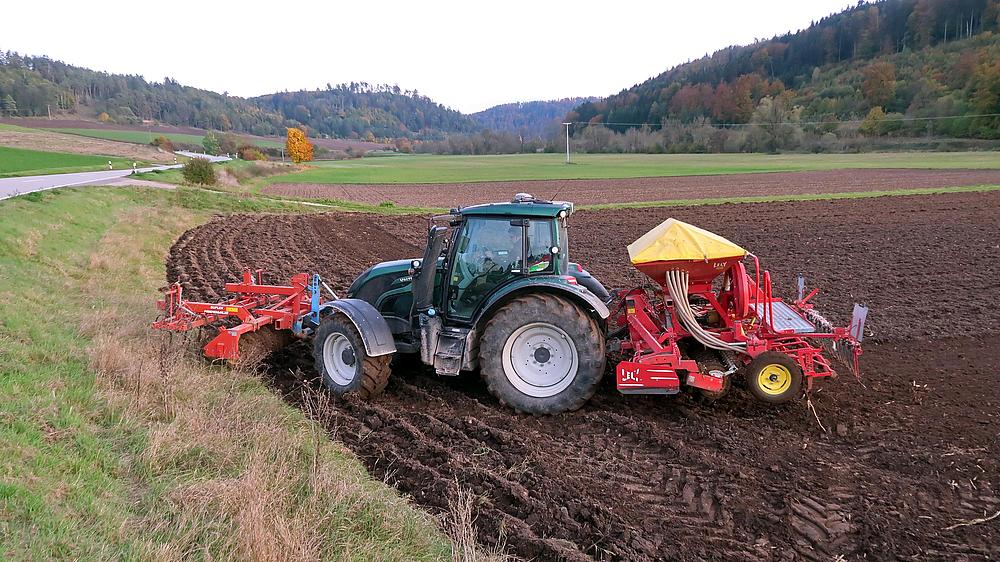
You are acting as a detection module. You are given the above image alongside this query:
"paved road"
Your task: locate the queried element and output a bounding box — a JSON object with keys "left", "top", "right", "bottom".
{"left": 0, "top": 153, "right": 231, "bottom": 200}
{"left": 174, "top": 151, "right": 232, "bottom": 163}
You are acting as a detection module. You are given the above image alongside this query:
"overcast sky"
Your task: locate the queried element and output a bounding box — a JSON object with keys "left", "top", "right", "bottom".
{"left": 3, "top": 0, "right": 853, "bottom": 113}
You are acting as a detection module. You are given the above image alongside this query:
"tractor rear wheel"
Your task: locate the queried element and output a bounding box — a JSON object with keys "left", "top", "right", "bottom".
{"left": 313, "top": 314, "right": 391, "bottom": 400}
{"left": 745, "top": 351, "right": 802, "bottom": 404}
{"left": 479, "top": 293, "right": 605, "bottom": 414}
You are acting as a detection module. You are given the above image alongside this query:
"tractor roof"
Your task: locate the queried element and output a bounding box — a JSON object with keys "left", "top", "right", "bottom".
{"left": 457, "top": 193, "right": 574, "bottom": 219}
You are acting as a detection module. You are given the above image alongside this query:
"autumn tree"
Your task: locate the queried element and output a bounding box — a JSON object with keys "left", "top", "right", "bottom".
{"left": 969, "top": 61, "right": 1000, "bottom": 137}
{"left": 394, "top": 137, "right": 413, "bottom": 153}
{"left": 859, "top": 106, "right": 887, "bottom": 136}
{"left": 150, "top": 135, "right": 173, "bottom": 151}
{"left": 862, "top": 62, "right": 897, "bottom": 108}
{"left": 749, "top": 95, "right": 801, "bottom": 153}
{"left": 286, "top": 127, "right": 314, "bottom": 162}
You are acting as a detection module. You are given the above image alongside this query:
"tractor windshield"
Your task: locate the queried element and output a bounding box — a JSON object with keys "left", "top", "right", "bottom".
{"left": 447, "top": 217, "right": 559, "bottom": 319}
{"left": 448, "top": 218, "right": 523, "bottom": 318}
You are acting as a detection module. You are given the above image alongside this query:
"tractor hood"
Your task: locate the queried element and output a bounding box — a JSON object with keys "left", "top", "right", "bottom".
{"left": 347, "top": 259, "right": 415, "bottom": 303}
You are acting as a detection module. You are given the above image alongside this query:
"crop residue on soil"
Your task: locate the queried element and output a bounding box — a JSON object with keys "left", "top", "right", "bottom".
{"left": 165, "top": 191, "right": 1000, "bottom": 561}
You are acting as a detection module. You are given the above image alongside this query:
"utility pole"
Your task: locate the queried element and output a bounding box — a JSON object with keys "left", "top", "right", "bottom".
{"left": 562, "top": 122, "right": 571, "bottom": 164}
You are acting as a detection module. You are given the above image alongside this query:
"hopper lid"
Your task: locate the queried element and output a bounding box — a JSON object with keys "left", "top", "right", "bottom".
{"left": 628, "top": 218, "right": 747, "bottom": 264}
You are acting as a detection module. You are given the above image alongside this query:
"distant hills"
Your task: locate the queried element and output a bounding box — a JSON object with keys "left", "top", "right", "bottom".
{"left": 3, "top": 0, "right": 997, "bottom": 147}
{"left": 0, "top": 50, "right": 587, "bottom": 143}
{"left": 569, "top": 0, "right": 1000, "bottom": 139}
{"left": 251, "top": 85, "right": 479, "bottom": 140}
{"left": 0, "top": 54, "right": 479, "bottom": 140}
{"left": 472, "top": 97, "right": 598, "bottom": 139}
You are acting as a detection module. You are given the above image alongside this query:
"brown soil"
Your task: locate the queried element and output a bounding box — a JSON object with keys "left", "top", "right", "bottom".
{"left": 263, "top": 168, "right": 1000, "bottom": 207}
{"left": 0, "top": 128, "right": 174, "bottom": 163}
{"left": 164, "top": 191, "right": 1000, "bottom": 560}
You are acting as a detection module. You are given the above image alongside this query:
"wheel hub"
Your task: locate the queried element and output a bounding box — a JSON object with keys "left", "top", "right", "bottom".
{"left": 758, "top": 364, "right": 792, "bottom": 395}
{"left": 533, "top": 346, "right": 551, "bottom": 364}
{"left": 323, "top": 333, "right": 357, "bottom": 386}
{"left": 501, "top": 322, "right": 579, "bottom": 398}
{"left": 341, "top": 347, "right": 356, "bottom": 366}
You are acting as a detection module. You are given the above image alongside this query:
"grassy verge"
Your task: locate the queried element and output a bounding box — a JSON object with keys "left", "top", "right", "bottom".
{"left": 0, "top": 146, "right": 136, "bottom": 177}
{"left": 264, "top": 151, "right": 1000, "bottom": 184}
{"left": 0, "top": 187, "right": 455, "bottom": 560}
{"left": 581, "top": 183, "right": 1000, "bottom": 210}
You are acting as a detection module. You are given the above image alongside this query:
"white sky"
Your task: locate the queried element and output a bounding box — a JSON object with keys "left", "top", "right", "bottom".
{"left": 2, "top": 0, "right": 853, "bottom": 114}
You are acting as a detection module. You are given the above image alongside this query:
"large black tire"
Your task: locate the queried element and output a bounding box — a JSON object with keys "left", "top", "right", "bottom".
{"left": 745, "top": 351, "right": 803, "bottom": 404}
{"left": 479, "top": 293, "right": 605, "bottom": 414}
{"left": 313, "top": 314, "right": 391, "bottom": 400}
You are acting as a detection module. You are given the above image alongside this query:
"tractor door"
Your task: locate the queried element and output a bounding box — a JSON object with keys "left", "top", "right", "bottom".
{"left": 446, "top": 217, "right": 525, "bottom": 319}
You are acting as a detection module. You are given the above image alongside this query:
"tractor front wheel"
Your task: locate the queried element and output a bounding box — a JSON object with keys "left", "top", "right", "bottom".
{"left": 313, "top": 314, "right": 391, "bottom": 400}
{"left": 745, "top": 351, "right": 802, "bottom": 404}
{"left": 479, "top": 294, "right": 605, "bottom": 415}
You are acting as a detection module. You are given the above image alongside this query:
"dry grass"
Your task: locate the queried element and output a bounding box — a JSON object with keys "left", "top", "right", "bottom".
{"left": 74, "top": 204, "right": 452, "bottom": 560}
{"left": 442, "top": 487, "right": 509, "bottom": 562}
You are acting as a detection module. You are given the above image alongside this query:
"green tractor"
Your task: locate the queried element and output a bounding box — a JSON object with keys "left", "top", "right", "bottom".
{"left": 314, "top": 193, "right": 612, "bottom": 414}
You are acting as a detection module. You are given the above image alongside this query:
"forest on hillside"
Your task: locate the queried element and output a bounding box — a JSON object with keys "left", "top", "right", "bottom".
{"left": 0, "top": 55, "right": 477, "bottom": 140}
{"left": 472, "top": 98, "right": 597, "bottom": 139}
{"left": 565, "top": 0, "right": 1000, "bottom": 153}
{"left": 251, "top": 84, "right": 478, "bottom": 140}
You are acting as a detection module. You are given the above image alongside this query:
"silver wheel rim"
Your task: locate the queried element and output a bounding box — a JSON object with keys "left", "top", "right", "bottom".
{"left": 501, "top": 322, "right": 578, "bottom": 398}
{"left": 322, "top": 332, "right": 357, "bottom": 386}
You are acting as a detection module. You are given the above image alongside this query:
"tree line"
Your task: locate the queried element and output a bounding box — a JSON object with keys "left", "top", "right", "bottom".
{"left": 569, "top": 0, "right": 1000, "bottom": 142}
{"left": 251, "top": 83, "right": 477, "bottom": 140}
{"left": 0, "top": 54, "right": 479, "bottom": 140}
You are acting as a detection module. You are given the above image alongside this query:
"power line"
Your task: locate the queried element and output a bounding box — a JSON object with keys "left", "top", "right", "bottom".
{"left": 569, "top": 113, "right": 1000, "bottom": 129}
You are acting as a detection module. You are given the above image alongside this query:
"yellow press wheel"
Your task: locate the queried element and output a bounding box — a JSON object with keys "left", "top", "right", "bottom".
{"left": 746, "top": 352, "right": 802, "bottom": 404}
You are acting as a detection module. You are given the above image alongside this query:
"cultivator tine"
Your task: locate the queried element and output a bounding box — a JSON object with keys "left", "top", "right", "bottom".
{"left": 797, "top": 274, "right": 805, "bottom": 302}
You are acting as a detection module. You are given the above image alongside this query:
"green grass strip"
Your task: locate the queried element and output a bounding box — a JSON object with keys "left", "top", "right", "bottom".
{"left": 580, "top": 184, "right": 1000, "bottom": 210}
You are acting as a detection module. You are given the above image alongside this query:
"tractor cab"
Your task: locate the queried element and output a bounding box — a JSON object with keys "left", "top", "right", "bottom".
{"left": 346, "top": 193, "right": 611, "bottom": 384}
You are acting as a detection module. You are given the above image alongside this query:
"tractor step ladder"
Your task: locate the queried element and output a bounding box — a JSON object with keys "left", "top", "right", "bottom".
{"left": 433, "top": 328, "right": 468, "bottom": 376}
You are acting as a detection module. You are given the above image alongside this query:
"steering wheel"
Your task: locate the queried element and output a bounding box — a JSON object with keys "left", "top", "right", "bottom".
{"left": 457, "top": 260, "right": 500, "bottom": 304}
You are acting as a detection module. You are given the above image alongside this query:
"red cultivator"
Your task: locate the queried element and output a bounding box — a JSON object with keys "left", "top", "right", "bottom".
{"left": 153, "top": 270, "right": 326, "bottom": 361}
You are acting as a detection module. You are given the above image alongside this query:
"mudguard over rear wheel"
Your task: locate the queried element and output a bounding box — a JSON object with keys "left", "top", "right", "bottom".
{"left": 313, "top": 314, "right": 391, "bottom": 399}
{"left": 479, "top": 293, "right": 605, "bottom": 414}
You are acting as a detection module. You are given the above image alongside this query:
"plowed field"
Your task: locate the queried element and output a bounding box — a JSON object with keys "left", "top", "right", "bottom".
{"left": 262, "top": 168, "right": 1000, "bottom": 207}
{"left": 165, "top": 191, "right": 1000, "bottom": 561}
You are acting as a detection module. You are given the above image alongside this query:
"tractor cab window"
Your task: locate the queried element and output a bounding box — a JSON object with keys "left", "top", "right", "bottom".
{"left": 526, "top": 219, "right": 556, "bottom": 274}
{"left": 448, "top": 218, "right": 522, "bottom": 319}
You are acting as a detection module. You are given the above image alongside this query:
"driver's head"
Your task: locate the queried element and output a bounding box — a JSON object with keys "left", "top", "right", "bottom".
{"left": 506, "top": 226, "right": 520, "bottom": 246}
